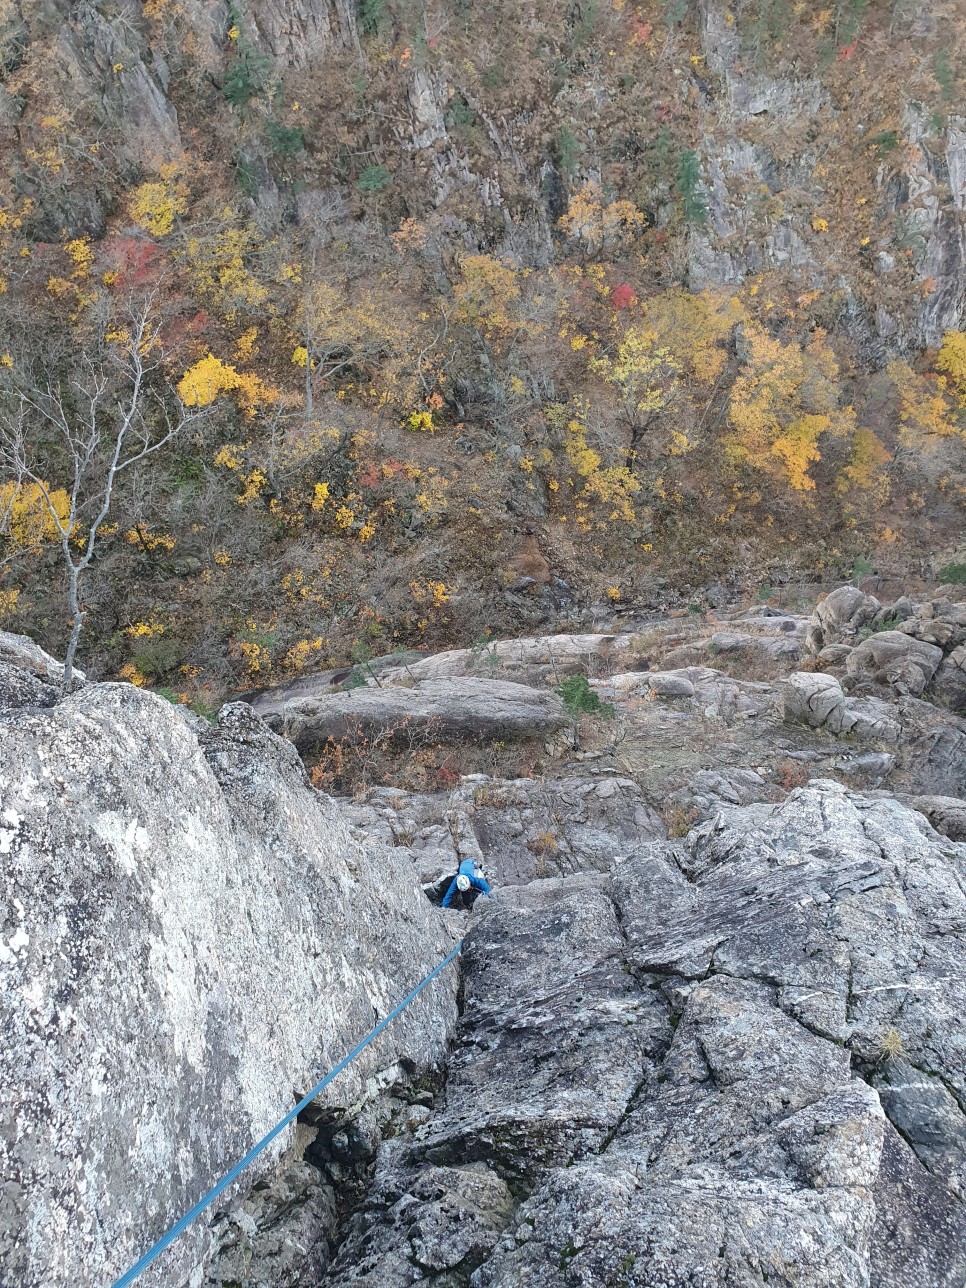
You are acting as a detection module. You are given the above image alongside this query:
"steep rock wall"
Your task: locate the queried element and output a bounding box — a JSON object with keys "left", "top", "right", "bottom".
{"left": 326, "top": 782, "right": 966, "bottom": 1287}
{"left": 0, "top": 664, "right": 458, "bottom": 1288}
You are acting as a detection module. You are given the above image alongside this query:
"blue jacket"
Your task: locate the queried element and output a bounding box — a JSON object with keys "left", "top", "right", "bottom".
{"left": 441, "top": 857, "right": 492, "bottom": 908}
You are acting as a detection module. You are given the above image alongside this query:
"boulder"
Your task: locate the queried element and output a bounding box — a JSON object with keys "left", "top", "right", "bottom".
{"left": 204, "top": 1158, "right": 334, "bottom": 1288}
{"left": 934, "top": 643, "right": 966, "bottom": 712}
{"left": 783, "top": 672, "right": 902, "bottom": 741}
{"left": 0, "top": 630, "right": 85, "bottom": 711}
{"left": 0, "top": 630, "right": 83, "bottom": 682}
{"left": 900, "top": 597, "right": 966, "bottom": 651}
{"left": 239, "top": 650, "right": 428, "bottom": 706}
{"left": 819, "top": 642, "right": 853, "bottom": 665}
{"left": 322, "top": 1151, "right": 514, "bottom": 1287}
{"left": 903, "top": 794, "right": 966, "bottom": 841}
{"left": 806, "top": 585, "right": 880, "bottom": 654}
{"left": 461, "top": 775, "right": 663, "bottom": 883}
{"left": 873, "top": 596, "right": 914, "bottom": 627}
{"left": 326, "top": 876, "right": 669, "bottom": 1286}
{"left": 250, "top": 676, "right": 571, "bottom": 751}
{"left": 711, "top": 628, "right": 801, "bottom": 658}
{"left": 647, "top": 670, "right": 696, "bottom": 697}
{"left": 783, "top": 671, "right": 847, "bottom": 727}
{"left": 0, "top": 686, "right": 458, "bottom": 1288}
{"left": 846, "top": 629, "right": 944, "bottom": 689}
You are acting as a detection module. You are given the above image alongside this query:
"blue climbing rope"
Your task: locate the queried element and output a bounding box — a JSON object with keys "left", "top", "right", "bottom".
{"left": 111, "top": 939, "right": 463, "bottom": 1288}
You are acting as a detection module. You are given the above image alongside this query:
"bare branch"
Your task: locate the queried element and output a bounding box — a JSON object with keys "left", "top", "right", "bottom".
{"left": 0, "top": 295, "right": 201, "bottom": 686}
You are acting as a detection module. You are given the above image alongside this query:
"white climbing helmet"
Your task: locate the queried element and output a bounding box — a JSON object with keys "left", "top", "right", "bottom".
{"left": 456, "top": 874, "right": 471, "bottom": 892}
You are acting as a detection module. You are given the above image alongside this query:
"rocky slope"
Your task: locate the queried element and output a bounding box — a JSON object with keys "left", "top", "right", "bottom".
{"left": 3, "top": 582, "right": 966, "bottom": 1287}
{"left": 327, "top": 782, "right": 966, "bottom": 1287}
{"left": 0, "top": 635, "right": 459, "bottom": 1288}
{"left": 10, "top": 0, "right": 965, "bottom": 349}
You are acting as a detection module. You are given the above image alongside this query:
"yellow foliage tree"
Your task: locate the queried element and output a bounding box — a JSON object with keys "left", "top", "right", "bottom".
{"left": 182, "top": 208, "right": 269, "bottom": 322}
{"left": 887, "top": 359, "right": 964, "bottom": 449}
{"left": 590, "top": 327, "right": 681, "bottom": 466}
{"left": 0, "top": 478, "right": 71, "bottom": 552}
{"left": 557, "top": 182, "right": 645, "bottom": 256}
{"left": 936, "top": 329, "right": 966, "bottom": 405}
{"left": 128, "top": 172, "right": 188, "bottom": 238}
{"left": 296, "top": 279, "right": 418, "bottom": 417}
{"left": 835, "top": 426, "right": 891, "bottom": 502}
{"left": 727, "top": 325, "right": 855, "bottom": 492}
{"left": 554, "top": 407, "right": 641, "bottom": 525}
{"left": 641, "top": 288, "right": 747, "bottom": 384}
{"left": 452, "top": 255, "right": 521, "bottom": 343}
{"left": 177, "top": 354, "right": 276, "bottom": 414}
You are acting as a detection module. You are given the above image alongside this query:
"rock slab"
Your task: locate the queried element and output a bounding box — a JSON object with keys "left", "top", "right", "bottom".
{"left": 0, "top": 681, "right": 458, "bottom": 1288}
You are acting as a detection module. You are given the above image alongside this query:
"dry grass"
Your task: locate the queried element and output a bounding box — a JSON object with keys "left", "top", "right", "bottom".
{"left": 876, "top": 1027, "right": 906, "bottom": 1061}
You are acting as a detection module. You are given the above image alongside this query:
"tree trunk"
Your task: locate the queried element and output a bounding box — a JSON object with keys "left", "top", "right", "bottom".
{"left": 61, "top": 566, "right": 83, "bottom": 690}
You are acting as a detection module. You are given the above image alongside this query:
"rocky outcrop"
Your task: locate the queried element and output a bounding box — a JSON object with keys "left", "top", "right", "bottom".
{"left": 0, "top": 631, "right": 83, "bottom": 711}
{"left": 846, "top": 629, "right": 945, "bottom": 694}
{"left": 901, "top": 794, "right": 966, "bottom": 841}
{"left": 52, "top": 1, "right": 182, "bottom": 168}
{"left": 247, "top": 0, "right": 359, "bottom": 65}
{"left": 783, "top": 671, "right": 902, "bottom": 741}
{"left": 0, "top": 661, "right": 458, "bottom": 1288}
{"left": 7, "top": 590, "right": 966, "bottom": 1288}
{"left": 805, "top": 585, "right": 882, "bottom": 655}
{"left": 326, "top": 783, "right": 966, "bottom": 1287}
{"left": 936, "top": 643, "right": 966, "bottom": 711}
{"left": 375, "top": 634, "right": 637, "bottom": 687}
{"left": 805, "top": 586, "right": 966, "bottom": 714}
{"left": 348, "top": 772, "right": 666, "bottom": 888}
{"left": 249, "top": 676, "right": 571, "bottom": 751}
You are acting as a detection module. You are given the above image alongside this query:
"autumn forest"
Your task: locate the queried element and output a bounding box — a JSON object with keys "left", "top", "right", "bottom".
{"left": 0, "top": 0, "right": 964, "bottom": 706}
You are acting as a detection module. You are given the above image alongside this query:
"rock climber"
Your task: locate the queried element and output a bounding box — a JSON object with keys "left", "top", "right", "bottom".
{"left": 441, "top": 856, "right": 492, "bottom": 910}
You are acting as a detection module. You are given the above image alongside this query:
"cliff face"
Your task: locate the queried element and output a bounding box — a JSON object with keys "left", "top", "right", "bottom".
{"left": 8, "top": 0, "right": 963, "bottom": 345}
{"left": 3, "top": 583, "right": 966, "bottom": 1287}
{"left": 2, "top": 1, "right": 964, "bottom": 695}
{"left": 327, "top": 782, "right": 966, "bottom": 1288}
{"left": 0, "top": 640, "right": 458, "bottom": 1288}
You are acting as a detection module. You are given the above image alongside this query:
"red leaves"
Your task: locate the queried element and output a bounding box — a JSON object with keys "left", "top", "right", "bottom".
{"left": 654, "top": 99, "right": 682, "bottom": 123}
{"left": 358, "top": 457, "right": 408, "bottom": 489}
{"left": 102, "top": 236, "right": 162, "bottom": 287}
{"left": 611, "top": 283, "right": 636, "bottom": 310}
{"left": 629, "top": 17, "right": 652, "bottom": 44}
{"left": 837, "top": 40, "right": 858, "bottom": 61}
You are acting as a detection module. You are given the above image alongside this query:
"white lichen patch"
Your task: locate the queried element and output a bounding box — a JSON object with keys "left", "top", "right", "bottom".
{"left": 0, "top": 926, "right": 29, "bottom": 963}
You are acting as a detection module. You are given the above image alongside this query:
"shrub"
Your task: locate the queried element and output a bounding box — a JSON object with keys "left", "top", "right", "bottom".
{"left": 131, "top": 635, "right": 184, "bottom": 681}
{"left": 557, "top": 674, "right": 614, "bottom": 749}
{"left": 557, "top": 674, "right": 613, "bottom": 722}
{"left": 938, "top": 562, "right": 966, "bottom": 585}
{"left": 357, "top": 164, "right": 393, "bottom": 193}
{"left": 265, "top": 119, "right": 305, "bottom": 155}
{"left": 359, "top": 0, "right": 389, "bottom": 35}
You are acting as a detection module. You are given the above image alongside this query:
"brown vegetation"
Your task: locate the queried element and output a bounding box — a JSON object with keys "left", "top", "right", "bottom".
{"left": 0, "top": 1, "right": 963, "bottom": 698}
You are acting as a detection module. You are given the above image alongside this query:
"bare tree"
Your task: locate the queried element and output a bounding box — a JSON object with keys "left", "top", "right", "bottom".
{"left": 0, "top": 298, "right": 201, "bottom": 687}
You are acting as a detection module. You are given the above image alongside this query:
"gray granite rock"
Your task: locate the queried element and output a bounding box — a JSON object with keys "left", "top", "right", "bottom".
{"left": 935, "top": 643, "right": 966, "bottom": 712}
{"left": 0, "top": 685, "right": 458, "bottom": 1288}
{"left": 846, "top": 629, "right": 944, "bottom": 689}
{"left": 249, "top": 676, "right": 571, "bottom": 751}
{"left": 324, "top": 783, "right": 966, "bottom": 1288}
{"left": 806, "top": 586, "right": 881, "bottom": 655}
